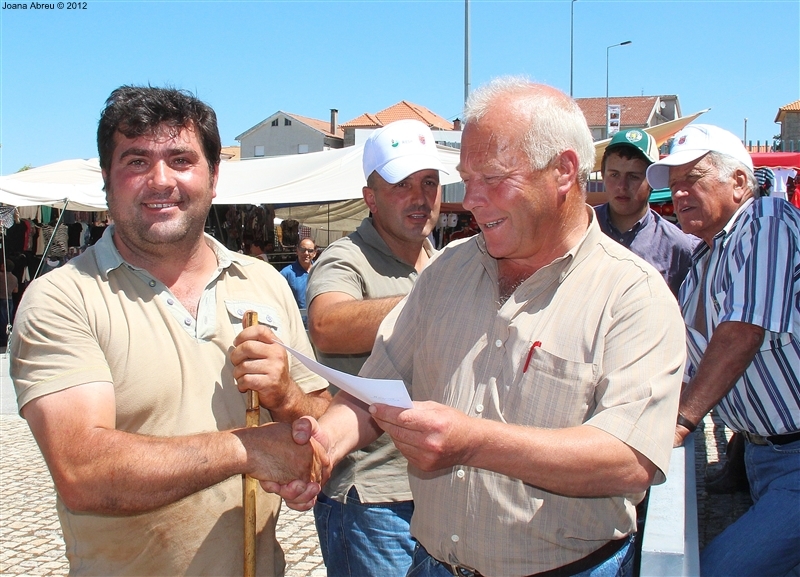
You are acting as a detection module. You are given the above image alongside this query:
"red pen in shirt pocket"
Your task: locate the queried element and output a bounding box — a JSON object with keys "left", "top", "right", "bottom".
{"left": 523, "top": 341, "right": 542, "bottom": 373}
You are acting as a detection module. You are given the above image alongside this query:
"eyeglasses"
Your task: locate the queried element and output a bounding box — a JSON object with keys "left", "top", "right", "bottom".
{"left": 298, "top": 248, "right": 316, "bottom": 253}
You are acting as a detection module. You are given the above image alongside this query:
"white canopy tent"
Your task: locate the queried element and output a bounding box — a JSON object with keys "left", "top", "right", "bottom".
{"left": 0, "top": 143, "right": 463, "bottom": 211}
{"left": 0, "top": 158, "right": 107, "bottom": 211}
{"left": 0, "top": 109, "right": 710, "bottom": 215}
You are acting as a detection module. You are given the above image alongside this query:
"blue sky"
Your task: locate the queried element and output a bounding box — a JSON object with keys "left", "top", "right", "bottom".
{"left": 1, "top": 0, "right": 798, "bottom": 175}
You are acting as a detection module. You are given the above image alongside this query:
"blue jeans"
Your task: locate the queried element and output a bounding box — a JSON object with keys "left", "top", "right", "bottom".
{"left": 701, "top": 437, "right": 800, "bottom": 577}
{"left": 313, "top": 486, "right": 415, "bottom": 577}
{"left": 406, "top": 536, "right": 635, "bottom": 577}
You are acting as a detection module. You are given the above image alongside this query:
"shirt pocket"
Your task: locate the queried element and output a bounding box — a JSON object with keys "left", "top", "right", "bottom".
{"left": 503, "top": 347, "right": 597, "bottom": 429}
{"left": 225, "top": 300, "right": 285, "bottom": 340}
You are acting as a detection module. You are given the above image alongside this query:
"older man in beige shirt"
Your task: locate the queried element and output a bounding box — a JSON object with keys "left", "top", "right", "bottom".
{"left": 272, "top": 78, "right": 686, "bottom": 577}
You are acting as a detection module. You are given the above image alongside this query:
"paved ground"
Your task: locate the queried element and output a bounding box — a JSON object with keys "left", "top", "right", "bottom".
{"left": 1, "top": 349, "right": 751, "bottom": 576}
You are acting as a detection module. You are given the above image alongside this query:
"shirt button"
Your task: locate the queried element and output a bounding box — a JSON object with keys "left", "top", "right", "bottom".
{"left": 456, "top": 469, "right": 465, "bottom": 479}
{"left": 451, "top": 534, "right": 459, "bottom": 543}
{"left": 184, "top": 318, "right": 192, "bottom": 326}
{"left": 475, "top": 404, "right": 484, "bottom": 413}
{"left": 167, "top": 298, "right": 174, "bottom": 306}
{"left": 494, "top": 339, "right": 502, "bottom": 348}
{"left": 149, "top": 280, "right": 156, "bottom": 287}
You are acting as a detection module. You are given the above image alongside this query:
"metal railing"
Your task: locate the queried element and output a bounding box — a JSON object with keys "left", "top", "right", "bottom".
{"left": 639, "top": 435, "right": 700, "bottom": 576}
{"left": 744, "top": 139, "right": 799, "bottom": 153}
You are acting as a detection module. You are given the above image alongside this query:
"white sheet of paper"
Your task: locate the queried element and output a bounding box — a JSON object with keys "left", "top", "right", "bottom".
{"left": 278, "top": 343, "right": 413, "bottom": 409}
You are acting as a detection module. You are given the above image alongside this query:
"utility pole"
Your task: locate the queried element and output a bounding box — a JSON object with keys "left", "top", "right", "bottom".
{"left": 464, "top": 0, "right": 471, "bottom": 105}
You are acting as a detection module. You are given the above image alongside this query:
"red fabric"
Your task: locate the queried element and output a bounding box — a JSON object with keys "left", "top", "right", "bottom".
{"left": 750, "top": 152, "right": 800, "bottom": 170}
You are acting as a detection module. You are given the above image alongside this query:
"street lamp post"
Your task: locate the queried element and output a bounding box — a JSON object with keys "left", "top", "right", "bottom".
{"left": 570, "top": 0, "right": 577, "bottom": 96}
{"left": 606, "top": 40, "right": 632, "bottom": 137}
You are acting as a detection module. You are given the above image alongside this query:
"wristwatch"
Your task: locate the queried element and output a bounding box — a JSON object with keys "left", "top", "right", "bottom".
{"left": 676, "top": 413, "right": 697, "bottom": 432}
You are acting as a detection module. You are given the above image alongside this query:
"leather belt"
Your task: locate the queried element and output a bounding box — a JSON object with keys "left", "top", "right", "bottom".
{"left": 741, "top": 430, "right": 800, "bottom": 446}
{"left": 440, "top": 536, "right": 630, "bottom": 577}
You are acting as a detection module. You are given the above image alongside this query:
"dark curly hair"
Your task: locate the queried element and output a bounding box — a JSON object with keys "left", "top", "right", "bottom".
{"left": 97, "top": 85, "right": 221, "bottom": 175}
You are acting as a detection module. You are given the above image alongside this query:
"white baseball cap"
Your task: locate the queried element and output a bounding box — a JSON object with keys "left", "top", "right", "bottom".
{"left": 646, "top": 124, "right": 754, "bottom": 190}
{"left": 362, "top": 119, "right": 449, "bottom": 184}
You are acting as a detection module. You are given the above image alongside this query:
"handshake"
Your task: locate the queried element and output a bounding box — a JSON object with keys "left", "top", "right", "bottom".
{"left": 243, "top": 398, "right": 474, "bottom": 511}
{"left": 232, "top": 417, "right": 332, "bottom": 511}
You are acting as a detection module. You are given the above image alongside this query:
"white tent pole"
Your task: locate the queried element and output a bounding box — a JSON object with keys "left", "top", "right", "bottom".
{"left": 32, "top": 199, "right": 69, "bottom": 281}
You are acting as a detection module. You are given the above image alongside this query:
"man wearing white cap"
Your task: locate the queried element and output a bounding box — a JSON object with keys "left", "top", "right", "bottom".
{"left": 598, "top": 128, "right": 698, "bottom": 296}
{"left": 648, "top": 124, "right": 800, "bottom": 576}
{"left": 305, "top": 119, "right": 445, "bottom": 576}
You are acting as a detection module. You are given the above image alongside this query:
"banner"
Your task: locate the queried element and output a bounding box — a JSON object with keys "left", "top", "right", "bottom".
{"left": 608, "top": 104, "right": 621, "bottom": 136}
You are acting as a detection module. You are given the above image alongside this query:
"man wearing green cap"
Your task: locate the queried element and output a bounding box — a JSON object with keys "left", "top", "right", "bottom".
{"left": 598, "top": 128, "right": 697, "bottom": 296}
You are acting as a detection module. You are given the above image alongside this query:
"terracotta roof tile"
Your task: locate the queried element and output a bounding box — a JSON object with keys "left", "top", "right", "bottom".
{"left": 575, "top": 96, "right": 659, "bottom": 127}
{"left": 342, "top": 101, "right": 453, "bottom": 130}
{"left": 775, "top": 99, "right": 800, "bottom": 123}
{"left": 341, "top": 112, "right": 382, "bottom": 128}
{"left": 286, "top": 112, "right": 344, "bottom": 138}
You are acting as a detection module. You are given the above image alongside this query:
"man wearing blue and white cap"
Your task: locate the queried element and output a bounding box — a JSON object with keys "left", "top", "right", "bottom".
{"left": 648, "top": 124, "right": 800, "bottom": 576}
{"left": 306, "top": 119, "right": 446, "bottom": 576}
{"left": 598, "top": 128, "right": 697, "bottom": 296}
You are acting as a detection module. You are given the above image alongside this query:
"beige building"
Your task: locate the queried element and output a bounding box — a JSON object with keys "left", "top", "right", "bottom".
{"left": 236, "top": 110, "right": 344, "bottom": 159}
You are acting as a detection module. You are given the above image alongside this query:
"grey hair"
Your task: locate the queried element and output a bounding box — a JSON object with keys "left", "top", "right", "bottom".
{"left": 463, "top": 76, "right": 596, "bottom": 186}
{"left": 705, "top": 152, "right": 757, "bottom": 192}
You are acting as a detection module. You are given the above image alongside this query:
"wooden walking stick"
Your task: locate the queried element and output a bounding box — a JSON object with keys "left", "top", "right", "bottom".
{"left": 243, "top": 310, "right": 259, "bottom": 577}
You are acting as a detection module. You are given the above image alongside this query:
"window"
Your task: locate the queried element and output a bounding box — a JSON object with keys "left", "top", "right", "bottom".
{"left": 254, "top": 145, "right": 265, "bottom": 157}
{"left": 298, "top": 144, "right": 309, "bottom": 154}
{"left": 271, "top": 119, "right": 279, "bottom": 127}
{"left": 284, "top": 118, "right": 292, "bottom": 126}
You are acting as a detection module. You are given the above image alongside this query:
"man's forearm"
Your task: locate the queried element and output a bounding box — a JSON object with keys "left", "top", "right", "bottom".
{"left": 29, "top": 418, "right": 314, "bottom": 515}
{"left": 40, "top": 427, "right": 249, "bottom": 514}
{"left": 466, "top": 421, "right": 657, "bottom": 496}
{"left": 377, "top": 401, "right": 657, "bottom": 497}
{"left": 679, "top": 320, "right": 764, "bottom": 425}
{"left": 269, "top": 388, "right": 332, "bottom": 423}
{"left": 310, "top": 296, "right": 404, "bottom": 354}
{"left": 319, "top": 392, "right": 383, "bottom": 466}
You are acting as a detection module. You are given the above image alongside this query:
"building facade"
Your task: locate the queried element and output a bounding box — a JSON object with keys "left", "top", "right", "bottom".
{"left": 236, "top": 110, "right": 344, "bottom": 159}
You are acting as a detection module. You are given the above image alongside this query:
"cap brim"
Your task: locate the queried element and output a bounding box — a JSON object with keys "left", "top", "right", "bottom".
{"left": 377, "top": 155, "right": 449, "bottom": 184}
{"left": 645, "top": 149, "right": 710, "bottom": 189}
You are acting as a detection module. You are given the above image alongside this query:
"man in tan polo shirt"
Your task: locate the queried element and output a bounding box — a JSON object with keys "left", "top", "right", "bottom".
{"left": 274, "top": 77, "right": 686, "bottom": 577}
{"left": 11, "top": 85, "right": 330, "bottom": 576}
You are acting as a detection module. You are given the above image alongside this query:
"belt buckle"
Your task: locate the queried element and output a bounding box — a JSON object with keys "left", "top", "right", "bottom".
{"left": 444, "top": 562, "right": 477, "bottom": 577}
{"left": 442, "top": 561, "right": 459, "bottom": 576}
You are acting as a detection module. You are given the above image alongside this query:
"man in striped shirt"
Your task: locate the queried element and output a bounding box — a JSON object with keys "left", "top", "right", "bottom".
{"left": 647, "top": 124, "right": 800, "bottom": 577}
